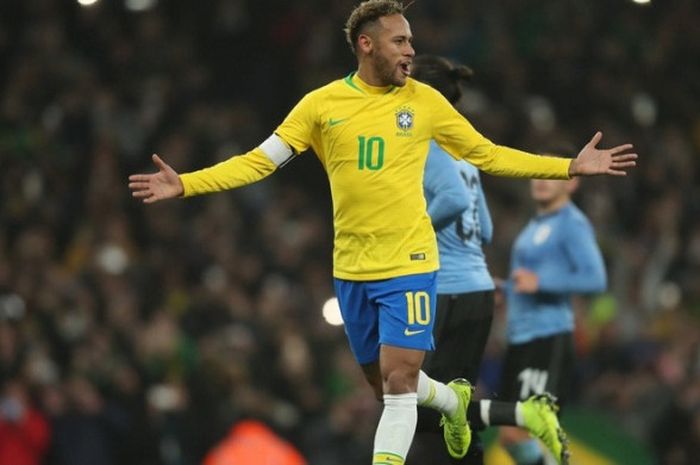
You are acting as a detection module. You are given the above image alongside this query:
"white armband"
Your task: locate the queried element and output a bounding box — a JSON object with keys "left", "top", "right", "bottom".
{"left": 259, "top": 134, "right": 295, "bottom": 167}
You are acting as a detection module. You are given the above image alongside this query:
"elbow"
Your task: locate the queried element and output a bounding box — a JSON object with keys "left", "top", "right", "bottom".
{"left": 596, "top": 275, "right": 608, "bottom": 293}
{"left": 445, "top": 197, "right": 470, "bottom": 216}
{"left": 481, "top": 229, "right": 493, "bottom": 245}
{"left": 585, "top": 273, "right": 607, "bottom": 293}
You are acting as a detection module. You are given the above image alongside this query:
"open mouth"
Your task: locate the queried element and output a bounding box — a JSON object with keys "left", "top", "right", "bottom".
{"left": 399, "top": 62, "right": 411, "bottom": 76}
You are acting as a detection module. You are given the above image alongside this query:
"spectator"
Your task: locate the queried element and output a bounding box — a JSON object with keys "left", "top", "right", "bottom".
{"left": 0, "top": 379, "right": 50, "bottom": 465}
{"left": 202, "top": 419, "right": 306, "bottom": 465}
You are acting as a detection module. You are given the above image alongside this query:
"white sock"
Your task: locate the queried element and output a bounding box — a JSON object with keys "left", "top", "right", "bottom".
{"left": 480, "top": 399, "right": 492, "bottom": 426}
{"left": 479, "top": 399, "right": 524, "bottom": 427}
{"left": 373, "top": 393, "right": 417, "bottom": 465}
{"left": 515, "top": 401, "right": 526, "bottom": 427}
{"left": 416, "top": 370, "right": 459, "bottom": 417}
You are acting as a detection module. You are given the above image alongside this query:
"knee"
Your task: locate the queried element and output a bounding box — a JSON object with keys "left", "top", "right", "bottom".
{"left": 383, "top": 367, "right": 420, "bottom": 395}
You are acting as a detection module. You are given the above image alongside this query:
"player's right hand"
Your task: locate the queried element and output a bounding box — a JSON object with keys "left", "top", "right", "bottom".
{"left": 568, "top": 131, "right": 637, "bottom": 177}
{"left": 512, "top": 268, "right": 539, "bottom": 293}
{"left": 128, "top": 154, "right": 184, "bottom": 203}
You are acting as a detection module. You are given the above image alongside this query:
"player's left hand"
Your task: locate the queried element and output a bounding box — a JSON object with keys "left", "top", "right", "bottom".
{"left": 568, "top": 131, "right": 637, "bottom": 177}
{"left": 512, "top": 268, "right": 539, "bottom": 293}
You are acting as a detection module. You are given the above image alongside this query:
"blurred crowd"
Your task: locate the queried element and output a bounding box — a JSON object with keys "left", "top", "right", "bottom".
{"left": 0, "top": 1, "right": 699, "bottom": 464}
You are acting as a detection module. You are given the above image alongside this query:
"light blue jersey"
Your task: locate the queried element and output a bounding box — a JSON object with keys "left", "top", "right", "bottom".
{"left": 506, "top": 202, "right": 606, "bottom": 344}
{"left": 423, "top": 141, "right": 494, "bottom": 295}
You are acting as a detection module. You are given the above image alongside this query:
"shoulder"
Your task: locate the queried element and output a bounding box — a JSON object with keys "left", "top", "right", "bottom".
{"left": 405, "top": 78, "right": 446, "bottom": 100}
{"left": 561, "top": 203, "right": 594, "bottom": 230}
{"left": 301, "top": 77, "right": 349, "bottom": 101}
{"left": 301, "top": 83, "right": 334, "bottom": 102}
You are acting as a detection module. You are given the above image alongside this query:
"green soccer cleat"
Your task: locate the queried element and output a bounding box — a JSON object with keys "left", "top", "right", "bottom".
{"left": 521, "top": 393, "right": 570, "bottom": 465}
{"left": 439, "top": 378, "right": 473, "bottom": 459}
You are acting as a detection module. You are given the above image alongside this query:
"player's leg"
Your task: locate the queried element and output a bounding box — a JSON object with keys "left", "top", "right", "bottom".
{"left": 370, "top": 273, "right": 472, "bottom": 463}
{"left": 371, "top": 344, "right": 423, "bottom": 465}
{"left": 498, "top": 340, "right": 545, "bottom": 465}
{"left": 334, "top": 276, "right": 409, "bottom": 464}
{"left": 497, "top": 334, "right": 573, "bottom": 465}
{"left": 334, "top": 277, "right": 383, "bottom": 400}
{"left": 410, "top": 291, "right": 494, "bottom": 464}
{"left": 422, "top": 292, "right": 494, "bottom": 384}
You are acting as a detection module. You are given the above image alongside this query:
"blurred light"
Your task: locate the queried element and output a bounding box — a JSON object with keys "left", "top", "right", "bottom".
{"left": 96, "top": 243, "right": 129, "bottom": 275}
{"left": 203, "top": 264, "right": 227, "bottom": 292}
{"left": 77, "top": 0, "right": 100, "bottom": 6}
{"left": 322, "top": 297, "right": 344, "bottom": 326}
{"left": 0, "top": 294, "right": 26, "bottom": 321}
{"left": 125, "top": 0, "right": 157, "bottom": 12}
{"left": 526, "top": 96, "right": 556, "bottom": 133}
{"left": 632, "top": 0, "right": 651, "bottom": 4}
{"left": 147, "top": 384, "right": 181, "bottom": 412}
{"left": 631, "top": 92, "right": 657, "bottom": 127}
{"left": 658, "top": 282, "right": 681, "bottom": 311}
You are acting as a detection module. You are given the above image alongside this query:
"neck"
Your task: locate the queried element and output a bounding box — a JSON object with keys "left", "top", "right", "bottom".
{"left": 536, "top": 196, "right": 569, "bottom": 215}
{"left": 357, "top": 61, "right": 386, "bottom": 87}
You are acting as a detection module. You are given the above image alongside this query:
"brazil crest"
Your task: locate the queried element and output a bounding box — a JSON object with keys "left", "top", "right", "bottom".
{"left": 395, "top": 106, "right": 414, "bottom": 136}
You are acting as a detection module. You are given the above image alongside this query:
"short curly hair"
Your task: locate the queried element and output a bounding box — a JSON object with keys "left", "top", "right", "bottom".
{"left": 344, "top": 0, "right": 405, "bottom": 53}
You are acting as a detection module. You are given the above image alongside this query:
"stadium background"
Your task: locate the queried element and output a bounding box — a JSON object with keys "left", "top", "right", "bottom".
{"left": 0, "top": 0, "right": 698, "bottom": 464}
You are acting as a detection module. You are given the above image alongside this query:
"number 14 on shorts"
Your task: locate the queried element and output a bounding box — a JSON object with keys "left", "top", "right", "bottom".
{"left": 518, "top": 368, "right": 549, "bottom": 399}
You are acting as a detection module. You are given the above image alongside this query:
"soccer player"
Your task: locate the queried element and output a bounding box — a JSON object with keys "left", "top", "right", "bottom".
{"left": 497, "top": 172, "right": 607, "bottom": 465}
{"left": 128, "top": 2, "right": 636, "bottom": 464}
{"left": 410, "top": 55, "right": 567, "bottom": 465}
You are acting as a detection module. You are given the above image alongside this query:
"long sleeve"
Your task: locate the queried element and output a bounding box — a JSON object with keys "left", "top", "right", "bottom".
{"left": 429, "top": 88, "right": 571, "bottom": 179}
{"left": 424, "top": 147, "right": 470, "bottom": 230}
{"left": 476, "top": 178, "right": 493, "bottom": 244}
{"left": 179, "top": 89, "right": 320, "bottom": 197}
{"left": 179, "top": 147, "right": 277, "bottom": 197}
{"left": 537, "top": 217, "right": 607, "bottom": 294}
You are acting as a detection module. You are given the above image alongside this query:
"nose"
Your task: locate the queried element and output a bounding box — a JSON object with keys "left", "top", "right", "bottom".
{"left": 405, "top": 43, "right": 415, "bottom": 57}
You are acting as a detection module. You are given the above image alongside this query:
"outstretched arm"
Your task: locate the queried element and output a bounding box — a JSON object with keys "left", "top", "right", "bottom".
{"left": 128, "top": 137, "right": 288, "bottom": 203}
{"left": 430, "top": 90, "right": 637, "bottom": 179}
{"left": 129, "top": 91, "right": 318, "bottom": 204}
{"left": 129, "top": 154, "right": 184, "bottom": 203}
{"left": 568, "top": 131, "right": 637, "bottom": 177}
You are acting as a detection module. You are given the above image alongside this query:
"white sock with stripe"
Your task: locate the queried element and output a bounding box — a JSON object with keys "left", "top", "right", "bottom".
{"left": 372, "top": 393, "right": 417, "bottom": 465}
{"left": 416, "top": 370, "right": 459, "bottom": 417}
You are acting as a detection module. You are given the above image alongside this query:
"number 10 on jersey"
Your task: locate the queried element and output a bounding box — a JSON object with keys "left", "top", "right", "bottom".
{"left": 358, "top": 136, "right": 385, "bottom": 170}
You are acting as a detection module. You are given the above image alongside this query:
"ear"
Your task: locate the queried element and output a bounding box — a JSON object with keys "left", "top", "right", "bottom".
{"left": 357, "top": 33, "right": 373, "bottom": 54}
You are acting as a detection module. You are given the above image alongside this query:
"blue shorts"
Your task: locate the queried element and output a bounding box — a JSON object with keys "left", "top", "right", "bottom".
{"left": 334, "top": 272, "right": 437, "bottom": 365}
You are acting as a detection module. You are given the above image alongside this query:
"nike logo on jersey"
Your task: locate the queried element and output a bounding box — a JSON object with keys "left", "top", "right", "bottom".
{"left": 328, "top": 118, "right": 347, "bottom": 127}
{"left": 404, "top": 328, "right": 426, "bottom": 336}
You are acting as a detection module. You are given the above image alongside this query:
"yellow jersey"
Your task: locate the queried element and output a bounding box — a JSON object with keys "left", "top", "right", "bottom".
{"left": 274, "top": 73, "right": 569, "bottom": 280}
{"left": 181, "top": 73, "right": 571, "bottom": 281}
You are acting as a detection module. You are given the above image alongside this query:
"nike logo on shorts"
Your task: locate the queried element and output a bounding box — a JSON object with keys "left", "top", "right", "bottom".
{"left": 404, "top": 328, "right": 426, "bottom": 336}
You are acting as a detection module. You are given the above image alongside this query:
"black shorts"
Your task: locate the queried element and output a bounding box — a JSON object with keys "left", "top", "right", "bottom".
{"left": 498, "top": 332, "right": 574, "bottom": 406}
{"left": 421, "top": 290, "right": 494, "bottom": 384}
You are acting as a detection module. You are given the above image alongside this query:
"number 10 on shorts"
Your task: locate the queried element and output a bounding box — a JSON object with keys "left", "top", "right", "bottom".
{"left": 405, "top": 291, "right": 430, "bottom": 325}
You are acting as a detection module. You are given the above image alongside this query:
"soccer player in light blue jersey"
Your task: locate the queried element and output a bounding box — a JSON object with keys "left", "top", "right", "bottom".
{"left": 409, "top": 56, "right": 568, "bottom": 465}
{"left": 498, "top": 170, "right": 607, "bottom": 465}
